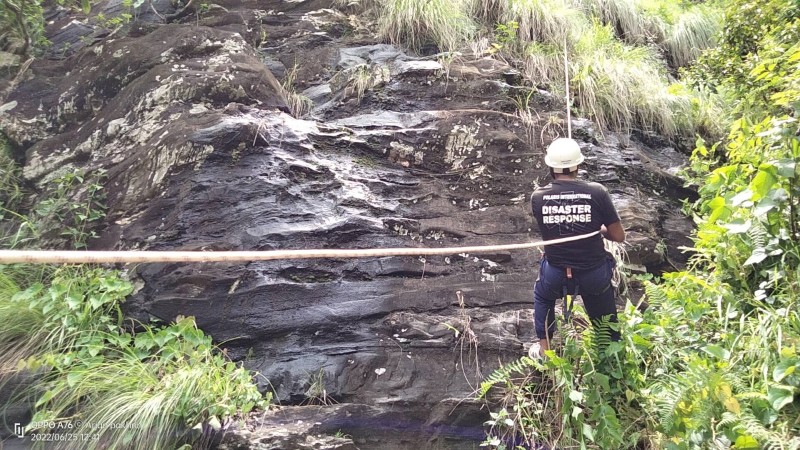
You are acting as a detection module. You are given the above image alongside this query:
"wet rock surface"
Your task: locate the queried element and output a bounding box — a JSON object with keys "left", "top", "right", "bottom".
{"left": 1, "top": 0, "right": 696, "bottom": 447}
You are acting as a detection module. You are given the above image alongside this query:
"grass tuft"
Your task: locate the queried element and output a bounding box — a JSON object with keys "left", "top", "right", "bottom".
{"left": 282, "top": 64, "right": 314, "bottom": 118}
{"left": 33, "top": 322, "right": 266, "bottom": 450}
{"left": 330, "top": 63, "right": 391, "bottom": 104}
{"left": 378, "top": 0, "right": 477, "bottom": 53}
{"left": 578, "top": 0, "right": 667, "bottom": 45}
{"left": 0, "top": 269, "right": 46, "bottom": 378}
{"left": 504, "top": 0, "right": 588, "bottom": 48}
{"left": 665, "top": 4, "right": 722, "bottom": 68}
{"left": 1, "top": 265, "right": 267, "bottom": 450}
{"left": 569, "top": 22, "right": 697, "bottom": 137}
{"left": 578, "top": 0, "right": 722, "bottom": 67}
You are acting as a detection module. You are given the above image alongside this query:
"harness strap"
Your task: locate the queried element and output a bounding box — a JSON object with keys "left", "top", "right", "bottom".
{"left": 562, "top": 267, "right": 579, "bottom": 322}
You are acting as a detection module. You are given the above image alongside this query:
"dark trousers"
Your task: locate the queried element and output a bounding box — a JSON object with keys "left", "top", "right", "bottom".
{"left": 534, "top": 257, "right": 620, "bottom": 341}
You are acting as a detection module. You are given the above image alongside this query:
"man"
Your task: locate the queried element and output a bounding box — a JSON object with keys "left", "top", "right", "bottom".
{"left": 529, "top": 138, "right": 625, "bottom": 358}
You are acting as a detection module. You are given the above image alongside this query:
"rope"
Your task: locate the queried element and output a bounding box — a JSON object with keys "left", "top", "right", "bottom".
{"left": 0, "top": 231, "right": 600, "bottom": 264}
{"left": 563, "top": 35, "right": 572, "bottom": 139}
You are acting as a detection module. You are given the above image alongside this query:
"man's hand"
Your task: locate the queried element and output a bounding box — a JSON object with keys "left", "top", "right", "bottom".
{"left": 601, "top": 222, "right": 626, "bottom": 243}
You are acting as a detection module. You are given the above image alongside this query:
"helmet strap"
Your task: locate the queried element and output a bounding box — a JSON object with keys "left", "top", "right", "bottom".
{"left": 550, "top": 167, "right": 579, "bottom": 179}
{"left": 553, "top": 165, "right": 579, "bottom": 174}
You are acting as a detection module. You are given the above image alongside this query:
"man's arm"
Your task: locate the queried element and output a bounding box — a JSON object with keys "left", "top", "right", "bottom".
{"left": 600, "top": 222, "right": 625, "bottom": 242}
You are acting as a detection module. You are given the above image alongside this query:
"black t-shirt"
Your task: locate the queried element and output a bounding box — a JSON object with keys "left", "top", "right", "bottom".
{"left": 531, "top": 179, "right": 621, "bottom": 269}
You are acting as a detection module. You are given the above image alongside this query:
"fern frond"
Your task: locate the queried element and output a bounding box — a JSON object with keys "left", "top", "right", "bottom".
{"left": 644, "top": 281, "right": 668, "bottom": 308}
{"left": 478, "top": 356, "right": 536, "bottom": 398}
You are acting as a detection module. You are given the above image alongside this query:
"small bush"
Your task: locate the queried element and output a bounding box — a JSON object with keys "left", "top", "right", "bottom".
{"left": 30, "top": 316, "right": 267, "bottom": 450}
{"left": 1, "top": 173, "right": 268, "bottom": 449}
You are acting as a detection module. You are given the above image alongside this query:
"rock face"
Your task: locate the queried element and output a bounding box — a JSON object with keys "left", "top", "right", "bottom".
{"left": 0, "top": 0, "right": 696, "bottom": 447}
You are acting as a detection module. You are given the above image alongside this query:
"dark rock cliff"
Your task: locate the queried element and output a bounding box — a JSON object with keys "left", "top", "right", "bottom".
{"left": 0, "top": 0, "right": 696, "bottom": 448}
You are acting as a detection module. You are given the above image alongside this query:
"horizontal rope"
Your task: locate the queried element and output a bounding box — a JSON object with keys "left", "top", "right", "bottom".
{"left": 0, "top": 231, "right": 600, "bottom": 264}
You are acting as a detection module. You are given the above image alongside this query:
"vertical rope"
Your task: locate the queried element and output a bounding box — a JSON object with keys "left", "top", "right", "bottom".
{"left": 564, "top": 36, "right": 572, "bottom": 139}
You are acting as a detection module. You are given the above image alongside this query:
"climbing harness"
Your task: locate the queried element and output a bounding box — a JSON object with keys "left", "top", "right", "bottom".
{"left": 561, "top": 264, "right": 615, "bottom": 324}
{"left": 0, "top": 231, "right": 600, "bottom": 264}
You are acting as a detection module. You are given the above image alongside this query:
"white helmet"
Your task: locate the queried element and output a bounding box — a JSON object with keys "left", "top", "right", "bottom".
{"left": 545, "top": 138, "right": 584, "bottom": 173}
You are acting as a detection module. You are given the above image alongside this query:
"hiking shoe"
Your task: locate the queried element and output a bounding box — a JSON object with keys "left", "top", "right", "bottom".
{"left": 528, "top": 341, "right": 542, "bottom": 360}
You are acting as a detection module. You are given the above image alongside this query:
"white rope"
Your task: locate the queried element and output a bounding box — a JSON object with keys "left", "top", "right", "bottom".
{"left": 564, "top": 35, "right": 572, "bottom": 139}
{"left": 0, "top": 231, "right": 600, "bottom": 264}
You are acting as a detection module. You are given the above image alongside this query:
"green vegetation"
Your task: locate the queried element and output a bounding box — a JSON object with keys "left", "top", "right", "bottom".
{"left": 1, "top": 169, "right": 268, "bottom": 449}
{"left": 0, "top": 0, "right": 92, "bottom": 55}
{"left": 378, "top": 0, "right": 476, "bottom": 53}
{"left": 360, "top": 0, "right": 725, "bottom": 140}
{"left": 479, "top": 0, "right": 800, "bottom": 448}
{"left": 0, "top": 136, "right": 23, "bottom": 215}
{"left": 0, "top": 0, "right": 48, "bottom": 55}
{"left": 571, "top": 22, "right": 688, "bottom": 136}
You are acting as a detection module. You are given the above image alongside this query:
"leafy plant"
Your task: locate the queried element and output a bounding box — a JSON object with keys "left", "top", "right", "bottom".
{"left": 1, "top": 167, "right": 269, "bottom": 449}
{"left": 29, "top": 169, "right": 107, "bottom": 249}
{"left": 480, "top": 308, "right": 642, "bottom": 449}
{"left": 29, "top": 315, "right": 267, "bottom": 450}
{"left": 0, "top": 0, "right": 47, "bottom": 54}
{"left": 0, "top": 135, "right": 23, "bottom": 215}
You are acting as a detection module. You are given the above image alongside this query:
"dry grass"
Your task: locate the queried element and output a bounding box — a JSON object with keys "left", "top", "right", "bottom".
{"left": 281, "top": 64, "right": 314, "bottom": 118}
{"left": 330, "top": 63, "right": 391, "bottom": 104}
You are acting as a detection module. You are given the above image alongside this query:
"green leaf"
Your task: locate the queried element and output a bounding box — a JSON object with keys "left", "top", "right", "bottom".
{"left": 723, "top": 219, "right": 751, "bottom": 234}
{"left": 572, "top": 406, "right": 583, "bottom": 419}
{"left": 767, "top": 385, "right": 794, "bottom": 411}
{"left": 208, "top": 416, "right": 222, "bottom": 431}
{"left": 67, "top": 372, "right": 82, "bottom": 387}
{"left": 66, "top": 293, "right": 82, "bottom": 310}
{"left": 730, "top": 189, "right": 753, "bottom": 206}
{"left": 734, "top": 435, "right": 759, "bottom": 449}
{"left": 593, "top": 372, "right": 611, "bottom": 391}
{"left": 752, "top": 398, "right": 778, "bottom": 425}
{"left": 751, "top": 167, "right": 778, "bottom": 200}
{"left": 744, "top": 248, "right": 768, "bottom": 266}
{"left": 703, "top": 344, "right": 731, "bottom": 360}
{"left": 753, "top": 198, "right": 776, "bottom": 216}
{"left": 89, "top": 294, "right": 106, "bottom": 309}
{"left": 569, "top": 390, "right": 583, "bottom": 402}
{"left": 581, "top": 423, "right": 595, "bottom": 442}
{"left": 773, "top": 359, "right": 798, "bottom": 382}
{"left": 35, "top": 390, "right": 56, "bottom": 408}
{"left": 773, "top": 158, "right": 797, "bottom": 178}
{"left": 707, "top": 196, "right": 725, "bottom": 210}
